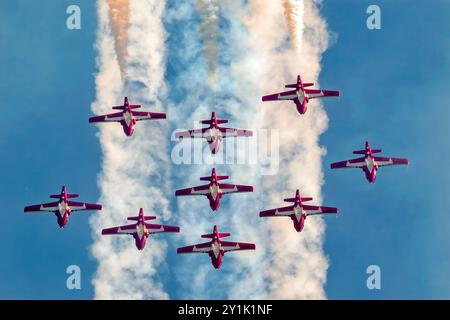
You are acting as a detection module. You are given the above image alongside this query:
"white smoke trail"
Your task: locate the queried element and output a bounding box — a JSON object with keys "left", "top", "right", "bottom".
{"left": 196, "top": 0, "right": 220, "bottom": 88}
{"left": 224, "top": 0, "right": 331, "bottom": 299}
{"left": 283, "top": 0, "right": 305, "bottom": 53}
{"left": 165, "top": 0, "right": 261, "bottom": 298}
{"left": 89, "top": 0, "right": 172, "bottom": 299}
{"left": 106, "top": 0, "right": 130, "bottom": 80}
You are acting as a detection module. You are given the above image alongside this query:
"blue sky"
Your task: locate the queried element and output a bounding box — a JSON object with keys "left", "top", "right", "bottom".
{"left": 0, "top": 0, "right": 98, "bottom": 299}
{"left": 1, "top": 0, "right": 449, "bottom": 299}
{"left": 322, "top": 0, "right": 450, "bottom": 299}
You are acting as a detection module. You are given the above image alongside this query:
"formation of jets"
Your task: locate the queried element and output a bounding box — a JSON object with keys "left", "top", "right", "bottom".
{"left": 24, "top": 72, "right": 409, "bottom": 270}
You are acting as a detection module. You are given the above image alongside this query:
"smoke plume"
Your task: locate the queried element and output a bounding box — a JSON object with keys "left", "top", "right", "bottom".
{"left": 106, "top": 0, "right": 130, "bottom": 79}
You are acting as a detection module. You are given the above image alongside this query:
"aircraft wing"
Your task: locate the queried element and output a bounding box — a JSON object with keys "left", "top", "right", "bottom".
{"left": 144, "top": 223, "right": 180, "bottom": 234}
{"left": 374, "top": 156, "right": 409, "bottom": 167}
{"left": 260, "top": 205, "right": 294, "bottom": 217}
{"left": 102, "top": 224, "right": 136, "bottom": 235}
{"left": 175, "top": 128, "right": 208, "bottom": 139}
{"left": 220, "top": 241, "right": 256, "bottom": 252}
{"left": 218, "top": 127, "right": 253, "bottom": 138}
{"left": 24, "top": 201, "right": 60, "bottom": 213}
{"left": 219, "top": 183, "right": 253, "bottom": 194}
{"left": 305, "top": 89, "right": 340, "bottom": 99}
{"left": 175, "top": 184, "right": 210, "bottom": 196}
{"left": 331, "top": 157, "right": 366, "bottom": 169}
{"left": 262, "top": 90, "right": 297, "bottom": 101}
{"left": 131, "top": 111, "right": 166, "bottom": 121}
{"left": 67, "top": 201, "right": 102, "bottom": 211}
{"left": 177, "top": 241, "right": 211, "bottom": 254}
{"left": 302, "top": 205, "right": 338, "bottom": 216}
{"left": 89, "top": 112, "right": 124, "bottom": 123}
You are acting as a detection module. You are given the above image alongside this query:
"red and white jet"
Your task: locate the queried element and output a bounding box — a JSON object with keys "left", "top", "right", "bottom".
{"left": 101, "top": 208, "right": 180, "bottom": 251}
{"left": 175, "top": 112, "right": 253, "bottom": 154}
{"left": 262, "top": 74, "right": 340, "bottom": 115}
{"left": 330, "top": 141, "right": 409, "bottom": 183}
{"left": 89, "top": 97, "right": 166, "bottom": 136}
{"left": 24, "top": 186, "right": 102, "bottom": 228}
{"left": 175, "top": 168, "right": 253, "bottom": 211}
{"left": 177, "top": 225, "right": 256, "bottom": 269}
{"left": 260, "top": 189, "right": 338, "bottom": 232}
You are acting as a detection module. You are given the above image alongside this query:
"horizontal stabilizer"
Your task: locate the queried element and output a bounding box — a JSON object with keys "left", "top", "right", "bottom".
{"left": 286, "top": 82, "right": 314, "bottom": 89}
{"left": 301, "top": 197, "right": 313, "bottom": 202}
{"left": 128, "top": 216, "right": 157, "bottom": 221}
{"left": 200, "top": 175, "right": 229, "bottom": 181}
{"left": 112, "top": 105, "right": 141, "bottom": 110}
{"left": 284, "top": 197, "right": 297, "bottom": 203}
{"left": 50, "top": 193, "right": 79, "bottom": 199}
{"left": 353, "top": 149, "right": 382, "bottom": 154}
{"left": 201, "top": 232, "right": 230, "bottom": 239}
{"left": 200, "top": 119, "right": 228, "bottom": 125}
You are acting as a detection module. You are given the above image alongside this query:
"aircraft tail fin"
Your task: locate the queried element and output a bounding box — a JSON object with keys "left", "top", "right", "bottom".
{"left": 112, "top": 97, "right": 141, "bottom": 110}
{"left": 201, "top": 112, "right": 228, "bottom": 125}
